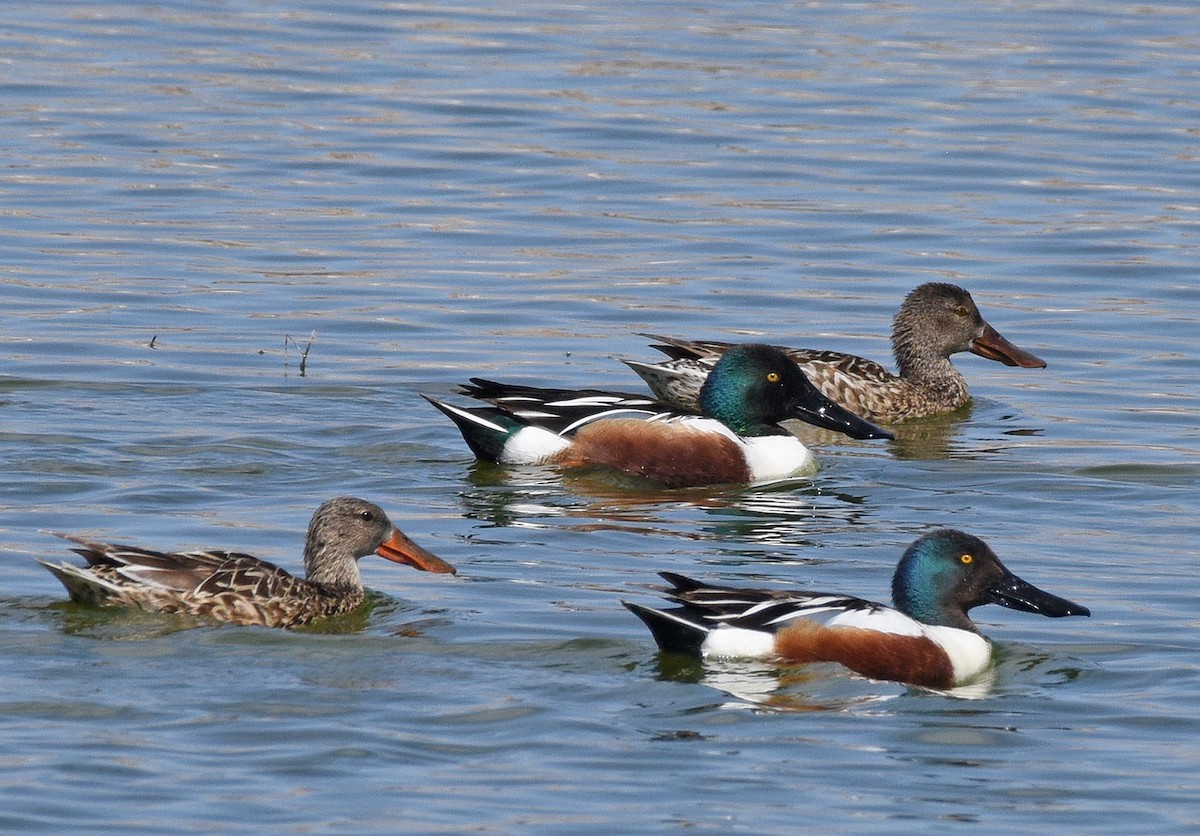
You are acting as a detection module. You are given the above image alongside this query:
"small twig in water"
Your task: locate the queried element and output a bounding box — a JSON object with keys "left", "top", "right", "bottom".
{"left": 284, "top": 332, "right": 315, "bottom": 377}
{"left": 149, "top": 335, "right": 157, "bottom": 349}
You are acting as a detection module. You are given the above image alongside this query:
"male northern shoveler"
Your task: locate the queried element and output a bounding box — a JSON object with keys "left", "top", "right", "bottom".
{"left": 424, "top": 344, "right": 892, "bottom": 489}
{"left": 625, "top": 283, "right": 1047, "bottom": 424}
{"left": 624, "top": 529, "right": 1088, "bottom": 689}
{"left": 37, "top": 497, "right": 456, "bottom": 628}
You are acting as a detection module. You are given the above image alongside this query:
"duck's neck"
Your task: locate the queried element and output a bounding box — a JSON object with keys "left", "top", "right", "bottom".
{"left": 894, "top": 571, "right": 979, "bottom": 633}
{"left": 706, "top": 408, "right": 783, "bottom": 438}
{"left": 698, "top": 387, "right": 780, "bottom": 437}
{"left": 893, "top": 333, "right": 969, "bottom": 397}
{"left": 304, "top": 544, "right": 363, "bottom": 592}
{"left": 900, "top": 595, "right": 979, "bottom": 633}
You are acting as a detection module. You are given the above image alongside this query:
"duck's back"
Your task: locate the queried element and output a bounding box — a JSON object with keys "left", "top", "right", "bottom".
{"left": 792, "top": 348, "right": 961, "bottom": 424}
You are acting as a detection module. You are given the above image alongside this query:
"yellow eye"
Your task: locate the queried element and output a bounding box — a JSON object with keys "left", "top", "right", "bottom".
{"left": 766, "top": 371, "right": 780, "bottom": 383}
{"left": 960, "top": 553, "right": 973, "bottom": 565}
{"left": 954, "top": 305, "right": 969, "bottom": 317}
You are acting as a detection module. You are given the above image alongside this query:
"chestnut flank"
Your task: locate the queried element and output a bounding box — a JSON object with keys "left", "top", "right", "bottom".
{"left": 775, "top": 620, "right": 956, "bottom": 688}
{"left": 559, "top": 419, "right": 751, "bottom": 487}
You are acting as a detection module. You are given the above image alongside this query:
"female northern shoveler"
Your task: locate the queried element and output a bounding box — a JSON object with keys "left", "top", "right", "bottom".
{"left": 625, "top": 283, "right": 1047, "bottom": 424}
{"left": 37, "top": 497, "right": 456, "bottom": 628}
{"left": 424, "top": 344, "right": 892, "bottom": 489}
{"left": 624, "top": 529, "right": 1088, "bottom": 689}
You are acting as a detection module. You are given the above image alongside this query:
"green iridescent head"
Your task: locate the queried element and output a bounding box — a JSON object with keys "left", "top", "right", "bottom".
{"left": 697, "top": 344, "right": 892, "bottom": 440}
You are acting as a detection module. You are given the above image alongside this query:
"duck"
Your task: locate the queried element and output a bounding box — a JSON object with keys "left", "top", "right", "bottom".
{"left": 424, "top": 344, "right": 892, "bottom": 489}
{"left": 37, "top": 497, "right": 457, "bottom": 628}
{"left": 625, "top": 283, "right": 1047, "bottom": 424}
{"left": 624, "top": 529, "right": 1089, "bottom": 689}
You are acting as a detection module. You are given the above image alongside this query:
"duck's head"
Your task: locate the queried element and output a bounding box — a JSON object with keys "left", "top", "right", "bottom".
{"left": 304, "top": 497, "right": 456, "bottom": 588}
{"left": 893, "top": 283, "right": 1047, "bottom": 370}
{"left": 697, "top": 343, "right": 892, "bottom": 439}
{"left": 891, "top": 529, "right": 1088, "bottom": 631}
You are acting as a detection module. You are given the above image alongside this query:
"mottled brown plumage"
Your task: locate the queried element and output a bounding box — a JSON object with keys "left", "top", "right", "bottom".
{"left": 627, "top": 283, "right": 1046, "bottom": 423}
{"left": 38, "top": 497, "right": 456, "bottom": 628}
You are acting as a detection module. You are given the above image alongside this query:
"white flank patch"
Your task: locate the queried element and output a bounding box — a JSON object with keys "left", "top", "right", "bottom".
{"left": 502, "top": 426, "right": 573, "bottom": 464}
{"left": 741, "top": 435, "right": 817, "bottom": 482}
{"left": 701, "top": 626, "right": 777, "bottom": 659}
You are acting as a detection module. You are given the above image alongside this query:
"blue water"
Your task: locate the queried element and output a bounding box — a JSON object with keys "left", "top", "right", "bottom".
{"left": 2, "top": 1, "right": 1199, "bottom": 832}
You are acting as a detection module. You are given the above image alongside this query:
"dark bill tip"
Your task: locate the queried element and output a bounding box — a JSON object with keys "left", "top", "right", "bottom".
{"left": 791, "top": 393, "right": 894, "bottom": 440}
{"left": 988, "top": 571, "right": 1089, "bottom": 618}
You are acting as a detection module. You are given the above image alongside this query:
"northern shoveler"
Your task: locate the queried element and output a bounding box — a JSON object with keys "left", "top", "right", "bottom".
{"left": 624, "top": 529, "right": 1088, "bottom": 689}
{"left": 625, "top": 283, "right": 1047, "bottom": 424}
{"left": 424, "top": 343, "right": 892, "bottom": 488}
{"left": 37, "top": 497, "right": 457, "bottom": 628}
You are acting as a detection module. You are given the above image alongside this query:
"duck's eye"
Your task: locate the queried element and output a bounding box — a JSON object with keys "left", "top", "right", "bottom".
{"left": 359, "top": 510, "right": 375, "bottom": 522}
{"left": 954, "top": 305, "right": 969, "bottom": 317}
{"left": 766, "top": 371, "right": 781, "bottom": 383}
{"left": 960, "top": 553, "right": 973, "bottom": 565}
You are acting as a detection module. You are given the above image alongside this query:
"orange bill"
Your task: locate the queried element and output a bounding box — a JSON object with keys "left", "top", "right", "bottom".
{"left": 376, "top": 528, "right": 457, "bottom": 574}
{"left": 969, "top": 322, "right": 1046, "bottom": 368}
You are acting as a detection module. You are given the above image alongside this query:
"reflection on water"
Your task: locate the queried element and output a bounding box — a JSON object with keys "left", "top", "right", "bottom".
{"left": 645, "top": 640, "right": 1088, "bottom": 712}
{"left": 384, "top": 615, "right": 456, "bottom": 640}
{"left": 791, "top": 405, "right": 973, "bottom": 462}
{"left": 883, "top": 407, "right": 973, "bottom": 460}
{"left": 47, "top": 602, "right": 211, "bottom": 641}
{"left": 791, "top": 401, "right": 1052, "bottom": 463}
{"left": 650, "top": 653, "right": 904, "bottom": 713}
{"left": 706, "top": 483, "right": 871, "bottom": 548}
{"left": 454, "top": 462, "right": 873, "bottom": 548}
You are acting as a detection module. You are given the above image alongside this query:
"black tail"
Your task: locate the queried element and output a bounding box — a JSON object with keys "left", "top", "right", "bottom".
{"left": 623, "top": 601, "right": 708, "bottom": 656}
{"left": 422, "top": 394, "right": 515, "bottom": 462}
{"left": 657, "top": 571, "right": 711, "bottom": 594}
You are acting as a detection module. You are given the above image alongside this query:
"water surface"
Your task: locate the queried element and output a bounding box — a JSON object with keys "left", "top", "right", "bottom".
{"left": 2, "top": 1, "right": 1198, "bottom": 832}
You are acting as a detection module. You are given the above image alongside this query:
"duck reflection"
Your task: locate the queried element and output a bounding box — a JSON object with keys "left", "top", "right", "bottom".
{"left": 455, "top": 461, "right": 871, "bottom": 547}
{"left": 648, "top": 652, "right": 999, "bottom": 711}
{"left": 789, "top": 400, "right": 1047, "bottom": 463}
{"left": 644, "top": 638, "right": 1090, "bottom": 710}
{"left": 786, "top": 402, "right": 970, "bottom": 462}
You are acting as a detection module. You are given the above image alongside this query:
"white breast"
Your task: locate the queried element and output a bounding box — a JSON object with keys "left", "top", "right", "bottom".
{"left": 827, "top": 608, "right": 993, "bottom": 684}
{"left": 922, "top": 625, "right": 993, "bottom": 684}
{"left": 666, "top": 418, "right": 817, "bottom": 482}
{"left": 740, "top": 435, "right": 818, "bottom": 482}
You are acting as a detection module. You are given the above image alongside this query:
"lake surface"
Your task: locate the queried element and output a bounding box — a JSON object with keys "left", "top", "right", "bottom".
{"left": 2, "top": 0, "right": 1198, "bottom": 832}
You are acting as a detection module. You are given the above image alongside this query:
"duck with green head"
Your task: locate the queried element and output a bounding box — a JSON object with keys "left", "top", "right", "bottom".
{"left": 625, "top": 529, "right": 1089, "bottom": 689}
{"left": 425, "top": 343, "right": 891, "bottom": 488}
